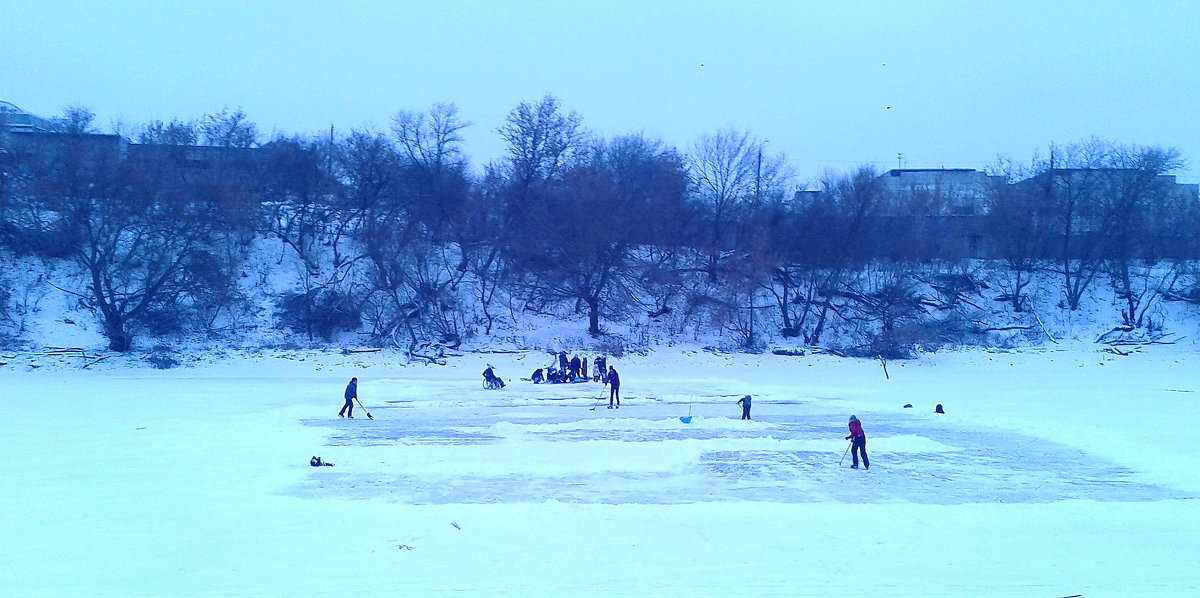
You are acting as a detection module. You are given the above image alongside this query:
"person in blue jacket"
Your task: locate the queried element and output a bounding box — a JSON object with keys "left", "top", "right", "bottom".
{"left": 737, "top": 395, "right": 752, "bottom": 420}
{"left": 607, "top": 366, "right": 621, "bottom": 408}
{"left": 339, "top": 377, "right": 358, "bottom": 418}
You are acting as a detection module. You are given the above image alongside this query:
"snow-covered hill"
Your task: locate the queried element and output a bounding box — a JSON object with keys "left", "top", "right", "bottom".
{"left": 3, "top": 236, "right": 1198, "bottom": 370}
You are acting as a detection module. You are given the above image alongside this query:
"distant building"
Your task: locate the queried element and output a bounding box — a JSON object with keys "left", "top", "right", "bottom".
{"left": 0, "top": 101, "right": 61, "bottom": 133}
{"left": 877, "top": 168, "right": 1004, "bottom": 216}
{"left": 1013, "top": 168, "right": 1198, "bottom": 203}
{"left": 791, "top": 166, "right": 1200, "bottom": 259}
{"left": 127, "top": 142, "right": 265, "bottom": 174}
{"left": 2, "top": 101, "right": 267, "bottom": 182}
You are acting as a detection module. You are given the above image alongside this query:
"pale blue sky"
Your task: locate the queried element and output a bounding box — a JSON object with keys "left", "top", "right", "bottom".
{"left": 3, "top": 0, "right": 1197, "bottom": 183}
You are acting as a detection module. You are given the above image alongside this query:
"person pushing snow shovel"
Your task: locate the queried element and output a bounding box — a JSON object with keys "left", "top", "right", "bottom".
{"left": 737, "top": 395, "right": 752, "bottom": 420}
{"left": 339, "top": 377, "right": 358, "bottom": 418}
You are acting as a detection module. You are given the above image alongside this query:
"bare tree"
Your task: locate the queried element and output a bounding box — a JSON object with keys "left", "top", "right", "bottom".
{"left": 57, "top": 106, "right": 98, "bottom": 135}
{"left": 688, "top": 128, "right": 789, "bottom": 281}
{"left": 507, "top": 134, "right": 687, "bottom": 335}
{"left": 358, "top": 184, "right": 457, "bottom": 348}
{"left": 260, "top": 136, "right": 339, "bottom": 270}
{"left": 138, "top": 118, "right": 199, "bottom": 145}
{"left": 1028, "top": 140, "right": 1183, "bottom": 311}
{"left": 392, "top": 102, "right": 473, "bottom": 239}
{"left": 791, "top": 166, "right": 888, "bottom": 344}
{"left": 1099, "top": 144, "right": 1184, "bottom": 326}
{"left": 201, "top": 108, "right": 259, "bottom": 148}
{"left": 986, "top": 157, "right": 1049, "bottom": 312}
{"left": 331, "top": 128, "right": 401, "bottom": 240}
{"left": 46, "top": 136, "right": 224, "bottom": 350}
{"left": 393, "top": 103, "right": 468, "bottom": 179}
{"left": 497, "top": 94, "right": 585, "bottom": 216}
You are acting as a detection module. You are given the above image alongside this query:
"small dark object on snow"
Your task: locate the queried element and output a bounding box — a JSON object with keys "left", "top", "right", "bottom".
{"left": 310, "top": 456, "right": 334, "bottom": 467}
{"left": 903, "top": 404, "right": 913, "bottom": 408}
{"left": 935, "top": 403, "right": 945, "bottom": 414}
{"left": 450, "top": 522, "right": 462, "bottom": 530}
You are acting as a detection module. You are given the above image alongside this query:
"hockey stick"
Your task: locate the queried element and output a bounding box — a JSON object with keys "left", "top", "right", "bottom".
{"left": 839, "top": 441, "right": 852, "bottom": 466}
{"left": 354, "top": 397, "right": 374, "bottom": 419}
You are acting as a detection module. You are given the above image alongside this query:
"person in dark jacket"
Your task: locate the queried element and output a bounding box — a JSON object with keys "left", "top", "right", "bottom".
{"left": 607, "top": 366, "right": 621, "bottom": 408}
{"left": 558, "top": 351, "right": 569, "bottom": 374}
{"left": 531, "top": 368, "right": 544, "bottom": 384}
{"left": 569, "top": 354, "right": 582, "bottom": 379}
{"left": 339, "top": 377, "right": 358, "bottom": 418}
{"left": 483, "top": 365, "right": 505, "bottom": 389}
{"left": 845, "top": 415, "right": 869, "bottom": 469}
{"left": 595, "top": 356, "right": 607, "bottom": 382}
{"left": 581, "top": 357, "right": 588, "bottom": 380}
{"left": 737, "top": 395, "right": 752, "bottom": 420}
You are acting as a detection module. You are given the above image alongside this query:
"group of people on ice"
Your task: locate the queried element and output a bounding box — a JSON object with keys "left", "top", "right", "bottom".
{"left": 530, "top": 351, "right": 610, "bottom": 385}
{"left": 525, "top": 351, "right": 622, "bottom": 407}
{"left": 335, "top": 371, "right": 874, "bottom": 470}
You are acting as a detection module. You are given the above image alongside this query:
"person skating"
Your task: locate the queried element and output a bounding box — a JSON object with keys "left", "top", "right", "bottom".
{"left": 339, "top": 377, "right": 358, "bottom": 418}
{"left": 845, "top": 415, "right": 869, "bottom": 469}
{"left": 607, "top": 366, "right": 621, "bottom": 408}
{"left": 737, "top": 395, "right": 752, "bottom": 420}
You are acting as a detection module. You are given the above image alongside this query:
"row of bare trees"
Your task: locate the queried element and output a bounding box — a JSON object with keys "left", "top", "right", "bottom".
{"left": 987, "top": 141, "right": 1195, "bottom": 327}
{"left": 1, "top": 98, "right": 1196, "bottom": 353}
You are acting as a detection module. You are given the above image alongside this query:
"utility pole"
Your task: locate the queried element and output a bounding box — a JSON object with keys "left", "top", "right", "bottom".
{"left": 755, "top": 140, "right": 765, "bottom": 202}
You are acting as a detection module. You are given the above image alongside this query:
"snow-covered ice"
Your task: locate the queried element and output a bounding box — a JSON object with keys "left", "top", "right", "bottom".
{"left": 2, "top": 344, "right": 1197, "bottom": 596}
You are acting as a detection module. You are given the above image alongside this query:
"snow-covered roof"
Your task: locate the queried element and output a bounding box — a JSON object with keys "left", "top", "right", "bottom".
{"left": 0, "top": 101, "right": 60, "bottom": 133}
{"left": 0, "top": 100, "right": 28, "bottom": 114}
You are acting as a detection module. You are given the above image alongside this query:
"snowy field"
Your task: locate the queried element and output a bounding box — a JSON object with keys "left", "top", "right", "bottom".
{"left": 2, "top": 344, "right": 1198, "bottom": 597}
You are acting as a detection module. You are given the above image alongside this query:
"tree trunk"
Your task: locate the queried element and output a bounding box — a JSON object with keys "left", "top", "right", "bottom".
{"left": 104, "top": 314, "right": 130, "bottom": 352}
{"left": 587, "top": 297, "right": 600, "bottom": 336}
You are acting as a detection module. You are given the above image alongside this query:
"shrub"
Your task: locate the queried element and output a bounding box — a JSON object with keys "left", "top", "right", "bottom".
{"left": 277, "top": 289, "right": 362, "bottom": 341}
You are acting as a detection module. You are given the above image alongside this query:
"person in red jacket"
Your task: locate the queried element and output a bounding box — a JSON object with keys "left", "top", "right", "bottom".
{"left": 845, "top": 415, "right": 869, "bottom": 469}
